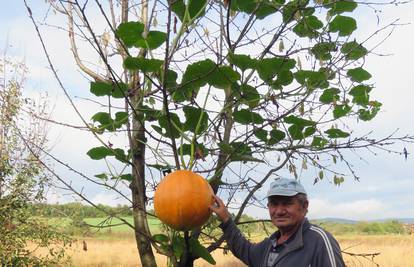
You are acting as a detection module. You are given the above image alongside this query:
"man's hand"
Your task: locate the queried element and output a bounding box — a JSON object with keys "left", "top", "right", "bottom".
{"left": 209, "top": 195, "right": 230, "bottom": 223}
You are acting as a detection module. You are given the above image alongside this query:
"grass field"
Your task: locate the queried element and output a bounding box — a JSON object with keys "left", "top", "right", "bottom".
{"left": 62, "top": 234, "right": 414, "bottom": 267}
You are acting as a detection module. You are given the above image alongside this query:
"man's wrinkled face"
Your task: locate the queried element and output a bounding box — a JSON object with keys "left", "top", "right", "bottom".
{"left": 267, "top": 195, "right": 308, "bottom": 231}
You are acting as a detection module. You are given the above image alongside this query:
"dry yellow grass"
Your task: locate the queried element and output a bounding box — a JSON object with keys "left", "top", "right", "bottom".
{"left": 63, "top": 234, "right": 414, "bottom": 266}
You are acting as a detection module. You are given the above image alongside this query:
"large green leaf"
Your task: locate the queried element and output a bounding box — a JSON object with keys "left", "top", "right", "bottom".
{"left": 178, "top": 143, "right": 208, "bottom": 157}
{"left": 255, "top": 1, "right": 281, "bottom": 19}
{"left": 254, "top": 128, "right": 268, "bottom": 142}
{"left": 238, "top": 84, "right": 260, "bottom": 108}
{"left": 233, "top": 109, "right": 264, "bottom": 124}
{"left": 116, "top": 21, "right": 144, "bottom": 47}
{"left": 311, "top": 136, "right": 328, "bottom": 149}
{"left": 256, "top": 57, "right": 296, "bottom": 81}
{"left": 325, "top": 128, "right": 350, "bottom": 138}
{"left": 319, "top": 88, "right": 340, "bottom": 104}
{"left": 358, "top": 102, "right": 381, "bottom": 121}
{"left": 284, "top": 115, "right": 316, "bottom": 127}
{"left": 87, "top": 146, "right": 113, "bottom": 160}
{"left": 230, "top": 0, "right": 256, "bottom": 13}
{"left": 333, "top": 104, "right": 351, "bottom": 119}
{"left": 293, "top": 15, "right": 323, "bottom": 38}
{"left": 158, "top": 113, "right": 182, "bottom": 138}
{"left": 134, "top": 31, "right": 167, "bottom": 50}
{"left": 229, "top": 54, "right": 257, "bottom": 72}
{"left": 188, "top": 0, "right": 207, "bottom": 19}
{"left": 268, "top": 129, "right": 286, "bottom": 145}
{"left": 329, "top": 0, "right": 357, "bottom": 15}
{"left": 311, "top": 42, "right": 336, "bottom": 60}
{"left": 288, "top": 124, "right": 305, "bottom": 140}
{"left": 90, "top": 81, "right": 112, "bottom": 97}
{"left": 171, "top": 0, "right": 186, "bottom": 21}
{"left": 124, "top": 57, "right": 164, "bottom": 72}
{"left": 183, "top": 106, "right": 209, "bottom": 134}
{"left": 294, "top": 70, "right": 328, "bottom": 89}
{"left": 328, "top": 15, "right": 357, "bottom": 36}
{"left": 341, "top": 41, "right": 367, "bottom": 60}
{"left": 181, "top": 59, "right": 216, "bottom": 88}
{"left": 349, "top": 85, "right": 372, "bottom": 106}
{"left": 190, "top": 238, "right": 216, "bottom": 265}
{"left": 208, "top": 66, "right": 241, "bottom": 89}
{"left": 347, "top": 67, "right": 371, "bottom": 82}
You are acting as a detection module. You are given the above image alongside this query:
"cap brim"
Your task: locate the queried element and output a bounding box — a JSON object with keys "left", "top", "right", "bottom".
{"left": 267, "top": 190, "right": 299, "bottom": 197}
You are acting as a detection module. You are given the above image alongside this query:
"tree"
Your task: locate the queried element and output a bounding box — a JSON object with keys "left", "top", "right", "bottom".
{"left": 0, "top": 55, "right": 71, "bottom": 265}
{"left": 24, "top": 0, "right": 413, "bottom": 266}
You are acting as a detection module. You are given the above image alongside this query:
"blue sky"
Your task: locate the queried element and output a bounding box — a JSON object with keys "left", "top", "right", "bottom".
{"left": 2, "top": 1, "right": 414, "bottom": 221}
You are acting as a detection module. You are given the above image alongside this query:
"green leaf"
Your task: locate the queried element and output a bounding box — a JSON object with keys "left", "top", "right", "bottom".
{"left": 118, "top": 174, "right": 133, "bottom": 181}
{"left": 188, "top": 0, "right": 207, "bottom": 19}
{"left": 282, "top": 1, "right": 311, "bottom": 23}
{"left": 229, "top": 54, "right": 257, "bottom": 72}
{"left": 231, "top": 0, "right": 256, "bottom": 14}
{"left": 294, "top": 70, "right": 328, "bottom": 89}
{"left": 349, "top": 85, "right": 372, "bottom": 106}
{"left": 341, "top": 41, "right": 368, "bottom": 60}
{"left": 181, "top": 59, "right": 216, "bottom": 89}
{"left": 293, "top": 15, "right": 323, "bottom": 38}
{"left": 87, "top": 147, "right": 113, "bottom": 160}
{"left": 358, "top": 105, "right": 380, "bottom": 121}
{"left": 112, "top": 148, "right": 129, "bottom": 163}
{"left": 92, "top": 112, "right": 112, "bottom": 126}
{"left": 329, "top": 0, "right": 357, "bottom": 15}
{"left": 254, "top": 128, "right": 268, "bottom": 142}
{"left": 124, "top": 57, "right": 164, "bottom": 72}
{"left": 304, "top": 126, "right": 316, "bottom": 137}
{"left": 325, "top": 128, "right": 350, "bottom": 138}
{"left": 311, "top": 42, "right": 336, "bottom": 60}
{"left": 111, "top": 82, "right": 129, "bottom": 98}
{"left": 256, "top": 57, "right": 296, "bottom": 81}
{"left": 319, "top": 88, "right": 340, "bottom": 104}
{"left": 347, "top": 67, "right": 372, "bottom": 82}
{"left": 233, "top": 109, "right": 264, "bottom": 125}
{"left": 172, "top": 235, "right": 185, "bottom": 259}
{"left": 171, "top": 0, "right": 186, "bottom": 21}
{"left": 238, "top": 84, "right": 260, "bottom": 108}
{"left": 114, "top": 112, "right": 129, "bottom": 128}
{"left": 268, "top": 129, "right": 285, "bottom": 145}
{"left": 311, "top": 136, "right": 328, "bottom": 149}
{"left": 153, "top": 234, "right": 169, "bottom": 244}
{"left": 284, "top": 115, "right": 316, "bottom": 127}
{"left": 90, "top": 81, "right": 112, "bottom": 97}
{"left": 178, "top": 143, "right": 208, "bottom": 156}
{"left": 134, "top": 31, "right": 167, "bottom": 50}
{"left": 158, "top": 113, "right": 182, "bottom": 138}
{"left": 333, "top": 104, "right": 351, "bottom": 119}
{"left": 183, "top": 106, "right": 209, "bottom": 134}
{"left": 116, "top": 21, "right": 144, "bottom": 47}
{"left": 189, "top": 238, "right": 216, "bottom": 264}
{"left": 95, "top": 173, "right": 108, "bottom": 179}
{"left": 328, "top": 15, "right": 357, "bottom": 36}
{"left": 255, "top": 2, "right": 280, "bottom": 19}
{"left": 208, "top": 66, "right": 241, "bottom": 89}
{"left": 288, "top": 124, "right": 305, "bottom": 140}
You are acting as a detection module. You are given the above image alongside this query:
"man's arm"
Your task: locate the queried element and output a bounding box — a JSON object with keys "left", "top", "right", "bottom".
{"left": 210, "top": 195, "right": 263, "bottom": 266}
{"left": 309, "top": 226, "right": 346, "bottom": 267}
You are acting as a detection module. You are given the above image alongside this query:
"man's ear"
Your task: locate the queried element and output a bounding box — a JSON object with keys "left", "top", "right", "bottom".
{"left": 304, "top": 200, "right": 309, "bottom": 212}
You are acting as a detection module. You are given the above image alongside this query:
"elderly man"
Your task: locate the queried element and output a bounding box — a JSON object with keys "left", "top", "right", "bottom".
{"left": 210, "top": 178, "right": 345, "bottom": 267}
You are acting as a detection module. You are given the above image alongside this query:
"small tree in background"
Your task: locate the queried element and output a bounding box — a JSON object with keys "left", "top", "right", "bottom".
{"left": 24, "top": 0, "right": 413, "bottom": 266}
{"left": 0, "top": 55, "right": 71, "bottom": 266}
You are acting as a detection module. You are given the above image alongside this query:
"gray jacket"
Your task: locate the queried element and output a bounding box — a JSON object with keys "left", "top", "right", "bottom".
{"left": 220, "top": 218, "right": 345, "bottom": 267}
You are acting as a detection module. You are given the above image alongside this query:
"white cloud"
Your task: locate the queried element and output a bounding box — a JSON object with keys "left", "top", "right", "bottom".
{"left": 308, "top": 198, "right": 388, "bottom": 221}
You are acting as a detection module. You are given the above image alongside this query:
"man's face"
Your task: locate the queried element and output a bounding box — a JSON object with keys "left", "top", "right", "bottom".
{"left": 267, "top": 195, "right": 308, "bottom": 231}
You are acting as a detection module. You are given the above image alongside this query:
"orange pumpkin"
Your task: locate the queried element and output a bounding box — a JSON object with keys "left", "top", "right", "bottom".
{"left": 154, "top": 170, "right": 214, "bottom": 231}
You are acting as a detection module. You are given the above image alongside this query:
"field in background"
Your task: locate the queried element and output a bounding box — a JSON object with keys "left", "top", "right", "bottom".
{"left": 63, "top": 234, "right": 414, "bottom": 267}
{"left": 37, "top": 213, "right": 414, "bottom": 266}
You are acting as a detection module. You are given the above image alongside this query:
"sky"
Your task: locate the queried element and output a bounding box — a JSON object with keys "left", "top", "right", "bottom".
{"left": 1, "top": 1, "right": 414, "bottom": 221}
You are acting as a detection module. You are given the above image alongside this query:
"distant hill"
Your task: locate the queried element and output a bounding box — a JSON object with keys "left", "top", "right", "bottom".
{"left": 312, "top": 217, "right": 414, "bottom": 224}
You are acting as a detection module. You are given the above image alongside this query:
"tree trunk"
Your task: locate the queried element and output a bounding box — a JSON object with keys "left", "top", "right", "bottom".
{"left": 129, "top": 112, "right": 157, "bottom": 267}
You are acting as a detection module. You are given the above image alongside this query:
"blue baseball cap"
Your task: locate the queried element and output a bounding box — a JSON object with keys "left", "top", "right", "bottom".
{"left": 267, "top": 178, "right": 307, "bottom": 197}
